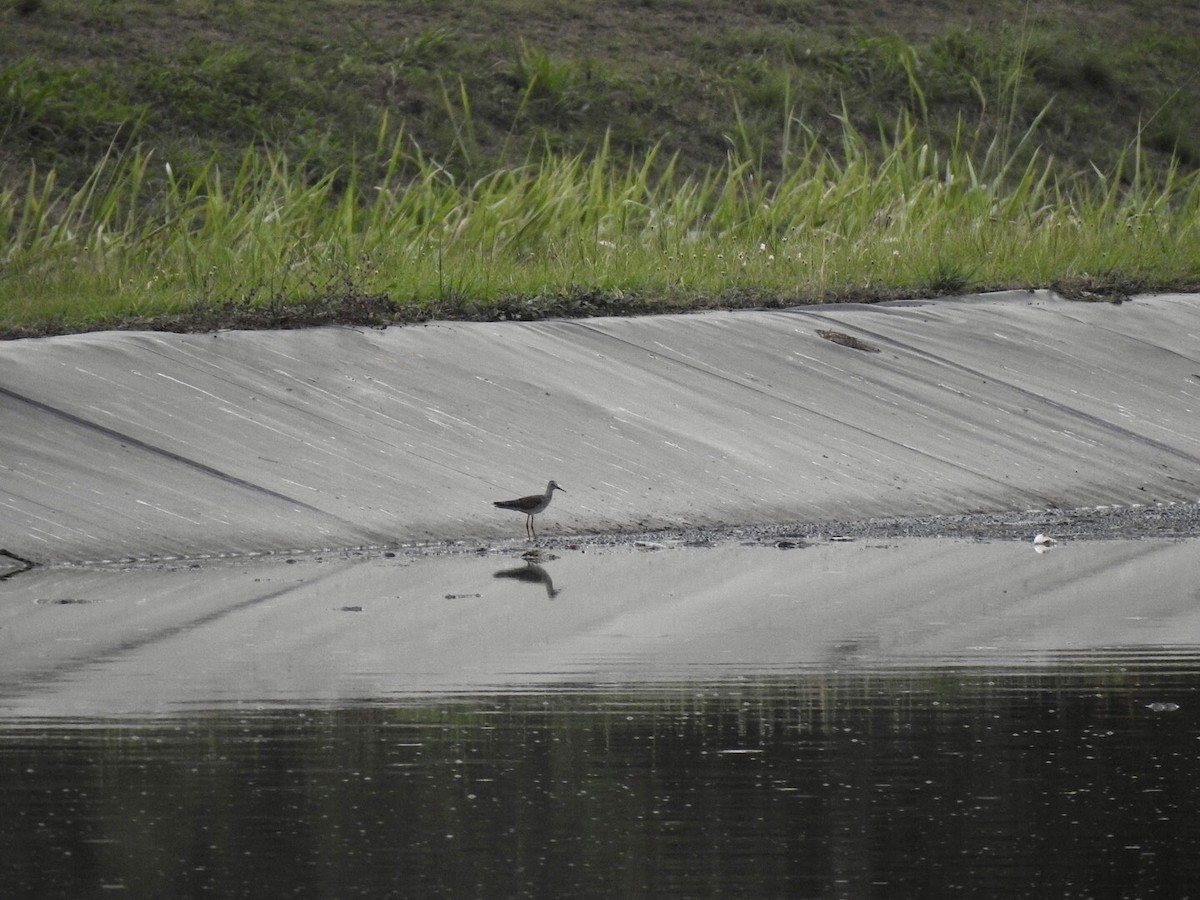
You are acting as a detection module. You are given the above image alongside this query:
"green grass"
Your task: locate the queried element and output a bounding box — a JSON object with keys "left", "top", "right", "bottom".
{"left": 4, "top": 111, "right": 1196, "bottom": 336}
{"left": 1, "top": 0, "right": 1199, "bottom": 336}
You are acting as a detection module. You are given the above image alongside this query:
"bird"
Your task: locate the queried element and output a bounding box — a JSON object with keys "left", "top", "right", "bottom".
{"left": 493, "top": 480, "right": 564, "bottom": 539}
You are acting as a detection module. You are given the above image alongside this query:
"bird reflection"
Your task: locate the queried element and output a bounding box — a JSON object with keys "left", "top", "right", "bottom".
{"left": 493, "top": 562, "right": 561, "bottom": 599}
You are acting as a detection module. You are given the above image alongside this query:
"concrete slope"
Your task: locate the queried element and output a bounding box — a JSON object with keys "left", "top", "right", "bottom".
{"left": 2, "top": 290, "right": 1199, "bottom": 563}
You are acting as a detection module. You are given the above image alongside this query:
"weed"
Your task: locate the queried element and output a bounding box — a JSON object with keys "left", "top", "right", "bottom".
{"left": 923, "top": 259, "right": 975, "bottom": 295}
{"left": 3, "top": 105, "right": 1197, "bottom": 336}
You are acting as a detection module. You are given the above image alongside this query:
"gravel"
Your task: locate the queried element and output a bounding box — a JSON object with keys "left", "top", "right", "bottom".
{"left": 527, "top": 500, "right": 1200, "bottom": 553}
{"left": 46, "top": 500, "right": 1200, "bottom": 572}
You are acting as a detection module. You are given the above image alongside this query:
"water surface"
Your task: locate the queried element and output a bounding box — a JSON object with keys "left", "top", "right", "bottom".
{"left": 2, "top": 539, "right": 1198, "bottom": 897}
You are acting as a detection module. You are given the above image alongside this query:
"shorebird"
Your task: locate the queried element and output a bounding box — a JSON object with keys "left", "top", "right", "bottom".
{"left": 493, "top": 480, "right": 564, "bottom": 539}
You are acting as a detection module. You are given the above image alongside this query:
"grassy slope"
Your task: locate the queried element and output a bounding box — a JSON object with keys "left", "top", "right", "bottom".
{"left": 1, "top": 0, "right": 1199, "bottom": 335}
{"left": 5, "top": 0, "right": 1199, "bottom": 183}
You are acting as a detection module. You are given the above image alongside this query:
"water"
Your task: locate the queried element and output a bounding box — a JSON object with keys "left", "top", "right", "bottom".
{"left": 2, "top": 539, "right": 1199, "bottom": 897}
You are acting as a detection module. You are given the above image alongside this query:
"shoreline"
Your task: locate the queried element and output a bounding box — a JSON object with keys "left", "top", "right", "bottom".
{"left": 29, "top": 500, "right": 1199, "bottom": 574}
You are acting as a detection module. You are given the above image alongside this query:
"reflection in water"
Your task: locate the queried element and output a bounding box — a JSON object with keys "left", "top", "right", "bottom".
{"left": 0, "top": 549, "right": 37, "bottom": 582}
{"left": 494, "top": 561, "right": 561, "bottom": 599}
{"left": 3, "top": 656, "right": 1200, "bottom": 898}
{"left": 3, "top": 538, "right": 1199, "bottom": 895}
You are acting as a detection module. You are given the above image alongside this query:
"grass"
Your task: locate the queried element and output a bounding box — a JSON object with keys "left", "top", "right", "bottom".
{"left": 4, "top": 113, "right": 1196, "bottom": 337}
{"left": 1, "top": 0, "right": 1199, "bottom": 336}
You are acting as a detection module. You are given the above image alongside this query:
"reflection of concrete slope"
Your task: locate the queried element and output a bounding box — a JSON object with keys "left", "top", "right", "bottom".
{"left": 2, "top": 290, "right": 1199, "bottom": 562}
{"left": 0, "top": 549, "right": 37, "bottom": 581}
{"left": 0, "top": 559, "right": 356, "bottom": 714}
{"left": 1, "top": 539, "right": 1198, "bottom": 717}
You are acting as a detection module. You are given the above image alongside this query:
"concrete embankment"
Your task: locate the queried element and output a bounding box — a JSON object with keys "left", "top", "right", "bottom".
{"left": 3, "top": 290, "right": 1199, "bottom": 564}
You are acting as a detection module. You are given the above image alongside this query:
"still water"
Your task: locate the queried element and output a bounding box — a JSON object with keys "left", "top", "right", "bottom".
{"left": 2, "top": 539, "right": 1199, "bottom": 897}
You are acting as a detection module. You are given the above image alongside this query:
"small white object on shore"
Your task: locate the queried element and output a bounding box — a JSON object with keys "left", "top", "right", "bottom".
{"left": 1032, "top": 533, "right": 1058, "bottom": 554}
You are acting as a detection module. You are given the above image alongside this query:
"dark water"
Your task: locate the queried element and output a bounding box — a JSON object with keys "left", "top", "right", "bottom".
{"left": 4, "top": 655, "right": 1200, "bottom": 899}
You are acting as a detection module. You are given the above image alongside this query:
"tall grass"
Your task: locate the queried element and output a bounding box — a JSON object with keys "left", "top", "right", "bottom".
{"left": 2, "top": 110, "right": 1198, "bottom": 334}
